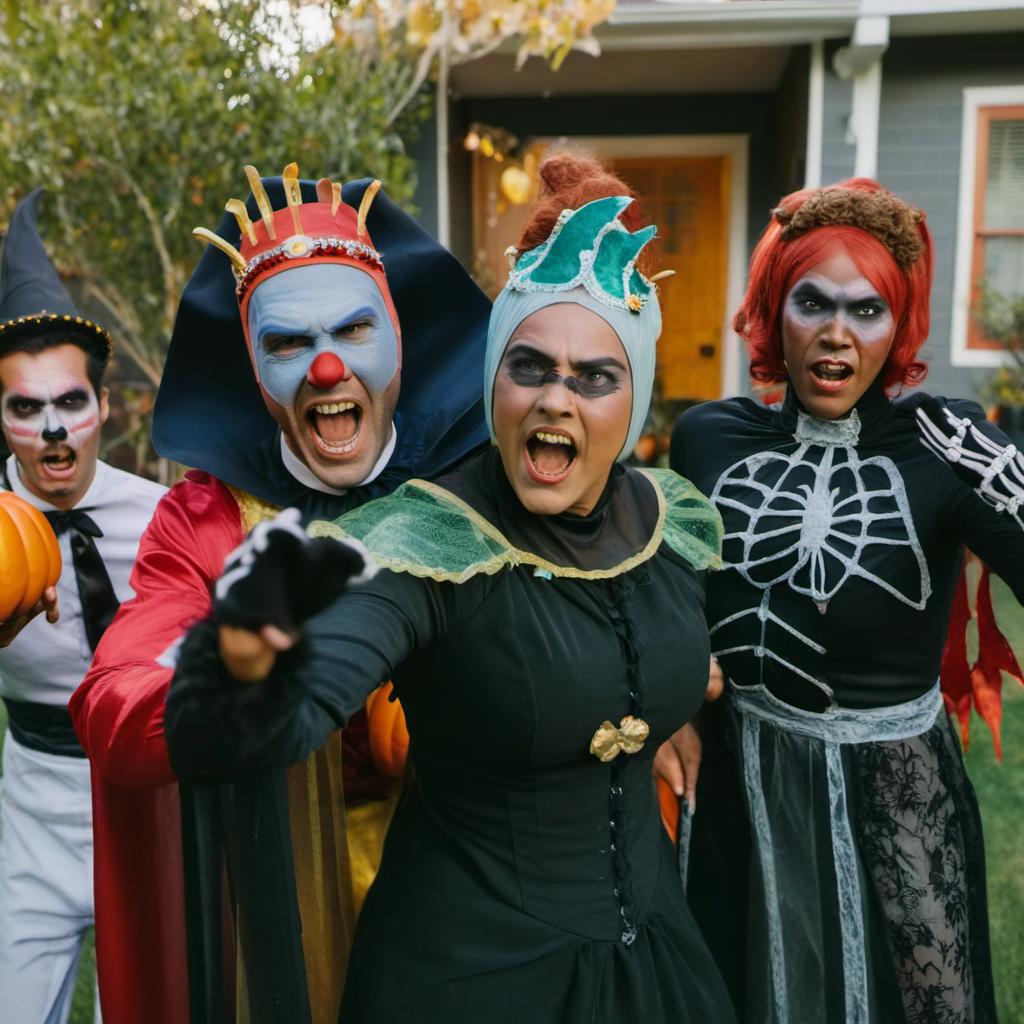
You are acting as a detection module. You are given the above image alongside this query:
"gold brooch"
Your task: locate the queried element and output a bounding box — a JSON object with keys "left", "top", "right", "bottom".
{"left": 589, "top": 715, "right": 650, "bottom": 762}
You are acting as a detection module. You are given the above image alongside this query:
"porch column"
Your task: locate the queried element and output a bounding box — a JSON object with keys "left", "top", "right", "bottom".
{"left": 804, "top": 39, "right": 825, "bottom": 188}
{"left": 833, "top": 15, "right": 890, "bottom": 180}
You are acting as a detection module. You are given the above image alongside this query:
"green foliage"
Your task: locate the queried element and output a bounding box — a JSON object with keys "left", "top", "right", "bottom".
{"left": 975, "top": 284, "right": 1024, "bottom": 409}
{"left": 0, "top": 0, "right": 430, "bottom": 475}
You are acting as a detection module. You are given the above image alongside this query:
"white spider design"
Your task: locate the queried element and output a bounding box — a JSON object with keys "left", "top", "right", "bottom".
{"left": 709, "top": 412, "right": 931, "bottom": 693}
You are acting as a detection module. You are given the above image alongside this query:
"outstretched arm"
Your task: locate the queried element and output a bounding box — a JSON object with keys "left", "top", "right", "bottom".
{"left": 165, "top": 514, "right": 447, "bottom": 782}
{"left": 69, "top": 475, "right": 243, "bottom": 789}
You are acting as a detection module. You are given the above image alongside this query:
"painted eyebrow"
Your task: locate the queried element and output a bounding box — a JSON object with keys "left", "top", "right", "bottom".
{"left": 791, "top": 282, "right": 885, "bottom": 305}
{"left": 258, "top": 322, "right": 314, "bottom": 342}
{"left": 504, "top": 344, "right": 626, "bottom": 374}
{"left": 327, "top": 305, "right": 378, "bottom": 334}
{"left": 56, "top": 388, "right": 90, "bottom": 401}
{"left": 504, "top": 342, "right": 554, "bottom": 363}
{"left": 570, "top": 356, "right": 628, "bottom": 374}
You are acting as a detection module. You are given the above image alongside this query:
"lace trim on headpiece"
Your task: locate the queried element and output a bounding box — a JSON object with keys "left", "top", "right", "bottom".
{"left": 773, "top": 187, "right": 925, "bottom": 271}
{"left": 505, "top": 195, "right": 658, "bottom": 314}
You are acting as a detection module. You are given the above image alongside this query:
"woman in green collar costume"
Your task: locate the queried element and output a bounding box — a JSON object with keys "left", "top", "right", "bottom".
{"left": 165, "top": 153, "right": 734, "bottom": 1024}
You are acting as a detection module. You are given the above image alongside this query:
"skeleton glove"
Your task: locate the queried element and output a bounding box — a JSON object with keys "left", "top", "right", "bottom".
{"left": 214, "top": 508, "right": 377, "bottom": 636}
{"left": 915, "top": 395, "right": 1024, "bottom": 527}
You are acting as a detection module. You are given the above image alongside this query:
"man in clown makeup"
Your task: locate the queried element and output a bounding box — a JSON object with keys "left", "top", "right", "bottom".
{"left": 0, "top": 188, "right": 166, "bottom": 1022}
{"left": 69, "top": 165, "right": 490, "bottom": 1024}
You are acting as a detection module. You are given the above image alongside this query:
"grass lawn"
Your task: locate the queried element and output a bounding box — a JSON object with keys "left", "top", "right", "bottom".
{"left": 0, "top": 584, "right": 1022, "bottom": 1023}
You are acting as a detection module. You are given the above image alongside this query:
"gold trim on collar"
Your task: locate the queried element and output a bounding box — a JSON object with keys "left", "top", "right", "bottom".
{"left": 311, "top": 470, "right": 667, "bottom": 584}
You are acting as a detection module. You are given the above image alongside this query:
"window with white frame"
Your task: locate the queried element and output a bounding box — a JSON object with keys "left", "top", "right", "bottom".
{"left": 952, "top": 86, "right": 1024, "bottom": 367}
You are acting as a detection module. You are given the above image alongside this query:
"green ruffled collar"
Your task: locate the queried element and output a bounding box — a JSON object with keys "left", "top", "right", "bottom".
{"left": 310, "top": 467, "right": 722, "bottom": 583}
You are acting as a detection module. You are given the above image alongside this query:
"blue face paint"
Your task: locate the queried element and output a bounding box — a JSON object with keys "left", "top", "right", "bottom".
{"left": 246, "top": 264, "right": 399, "bottom": 408}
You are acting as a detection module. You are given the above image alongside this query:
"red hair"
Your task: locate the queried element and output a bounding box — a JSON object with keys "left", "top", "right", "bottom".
{"left": 516, "top": 152, "right": 655, "bottom": 276}
{"left": 736, "top": 178, "right": 934, "bottom": 391}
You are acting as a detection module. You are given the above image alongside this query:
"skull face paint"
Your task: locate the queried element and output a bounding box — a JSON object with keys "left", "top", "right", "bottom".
{"left": 245, "top": 263, "right": 401, "bottom": 490}
{"left": 0, "top": 344, "right": 109, "bottom": 509}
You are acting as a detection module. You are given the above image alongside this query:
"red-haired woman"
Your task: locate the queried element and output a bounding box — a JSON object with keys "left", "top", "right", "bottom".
{"left": 669, "top": 178, "right": 1023, "bottom": 1023}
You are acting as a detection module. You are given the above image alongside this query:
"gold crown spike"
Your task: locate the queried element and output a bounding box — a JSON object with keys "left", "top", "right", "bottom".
{"left": 649, "top": 270, "right": 676, "bottom": 282}
{"left": 331, "top": 182, "right": 342, "bottom": 217}
{"left": 315, "top": 178, "right": 333, "bottom": 204}
{"left": 244, "top": 165, "right": 277, "bottom": 241}
{"left": 225, "top": 199, "right": 258, "bottom": 246}
{"left": 193, "top": 227, "right": 246, "bottom": 274}
{"left": 282, "top": 162, "right": 303, "bottom": 236}
{"left": 357, "top": 180, "right": 382, "bottom": 239}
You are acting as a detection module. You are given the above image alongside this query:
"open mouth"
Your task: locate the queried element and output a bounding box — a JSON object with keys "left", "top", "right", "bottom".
{"left": 307, "top": 400, "right": 362, "bottom": 457}
{"left": 40, "top": 447, "right": 77, "bottom": 476}
{"left": 524, "top": 429, "right": 577, "bottom": 484}
{"left": 809, "top": 361, "right": 854, "bottom": 392}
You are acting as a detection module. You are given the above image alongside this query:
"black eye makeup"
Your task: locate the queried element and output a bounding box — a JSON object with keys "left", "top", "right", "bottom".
{"left": 7, "top": 396, "right": 42, "bottom": 417}
{"left": 788, "top": 283, "right": 889, "bottom": 321}
{"left": 503, "top": 345, "right": 624, "bottom": 399}
{"left": 57, "top": 389, "right": 89, "bottom": 409}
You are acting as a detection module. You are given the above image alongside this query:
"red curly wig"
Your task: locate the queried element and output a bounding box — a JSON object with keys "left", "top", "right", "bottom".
{"left": 515, "top": 152, "right": 656, "bottom": 277}
{"left": 735, "top": 178, "right": 934, "bottom": 392}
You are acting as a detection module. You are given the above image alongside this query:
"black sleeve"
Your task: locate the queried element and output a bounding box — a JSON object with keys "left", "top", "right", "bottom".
{"left": 165, "top": 569, "right": 450, "bottom": 781}
{"left": 944, "top": 471, "right": 1024, "bottom": 604}
{"left": 929, "top": 400, "right": 1024, "bottom": 604}
{"left": 669, "top": 405, "right": 702, "bottom": 479}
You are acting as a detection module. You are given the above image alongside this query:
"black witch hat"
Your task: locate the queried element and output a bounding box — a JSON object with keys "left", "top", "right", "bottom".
{"left": 0, "top": 187, "right": 111, "bottom": 355}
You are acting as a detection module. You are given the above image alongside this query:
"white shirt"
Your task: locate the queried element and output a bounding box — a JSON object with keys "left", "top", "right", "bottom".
{"left": 279, "top": 422, "right": 398, "bottom": 496}
{"left": 0, "top": 456, "right": 166, "bottom": 706}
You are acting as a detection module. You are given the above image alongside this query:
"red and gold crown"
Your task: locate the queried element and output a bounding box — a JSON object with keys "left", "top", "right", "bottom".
{"left": 193, "top": 162, "right": 399, "bottom": 336}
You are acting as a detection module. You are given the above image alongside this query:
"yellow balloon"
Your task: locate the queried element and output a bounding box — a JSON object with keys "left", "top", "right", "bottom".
{"left": 500, "top": 166, "right": 532, "bottom": 206}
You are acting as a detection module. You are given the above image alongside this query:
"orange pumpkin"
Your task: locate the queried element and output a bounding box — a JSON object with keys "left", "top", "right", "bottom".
{"left": 365, "top": 681, "right": 410, "bottom": 779}
{"left": 0, "top": 492, "right": 62, "bottom": 620}
{"left": 657, "top": 776, "right": 681, "bottom": 845}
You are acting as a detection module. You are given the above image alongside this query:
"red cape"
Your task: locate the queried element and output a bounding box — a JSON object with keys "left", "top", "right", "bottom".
{"left": 70, "top": 472, "right": 243, "bottom": 1024}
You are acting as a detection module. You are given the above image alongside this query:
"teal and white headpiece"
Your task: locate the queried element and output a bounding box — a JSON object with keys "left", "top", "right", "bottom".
{"left": 485, "top": 194, "right": 664, "bottom": 461}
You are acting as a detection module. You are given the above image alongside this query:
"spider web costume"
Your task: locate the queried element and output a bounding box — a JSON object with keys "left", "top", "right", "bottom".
{"left": 672, "top": 382, "right": 1024, "bottom": 1024}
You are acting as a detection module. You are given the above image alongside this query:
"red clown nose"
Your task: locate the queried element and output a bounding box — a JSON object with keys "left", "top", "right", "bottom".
{"left": 307, "top": 352, "right": 350, "bottom": 390}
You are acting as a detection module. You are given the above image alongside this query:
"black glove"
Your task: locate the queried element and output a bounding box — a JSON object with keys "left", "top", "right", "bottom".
{"left": 214, "top": 508, "right": 376, "bottom": 635}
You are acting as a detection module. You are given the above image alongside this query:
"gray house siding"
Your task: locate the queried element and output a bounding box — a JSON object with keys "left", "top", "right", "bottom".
{"left": 875, "top": 34, "right": 1024, "bottom": 401}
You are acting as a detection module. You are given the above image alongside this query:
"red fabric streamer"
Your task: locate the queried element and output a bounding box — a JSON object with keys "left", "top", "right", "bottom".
{"left": 940, "top": 556, "right": 1024, "bottom": 760}
{"left": 971, "top": 565, "right": 1024, "bottom": 761}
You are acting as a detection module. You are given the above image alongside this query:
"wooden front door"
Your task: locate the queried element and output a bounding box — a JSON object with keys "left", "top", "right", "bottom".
{"left": 610, "top": 156, "right": 729, "bottom": 401}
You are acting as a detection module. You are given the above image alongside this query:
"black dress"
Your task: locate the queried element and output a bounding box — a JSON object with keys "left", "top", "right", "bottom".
{"left": 166, "top": 449, "right": 735, "bottom": 1024}
{"left": 671, "top": 383, "right": 1024, "bottom": 1024}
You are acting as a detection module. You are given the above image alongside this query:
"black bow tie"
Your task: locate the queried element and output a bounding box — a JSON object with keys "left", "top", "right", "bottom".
{"left": 44, "top": 508, "right": 120, "bottom": 651}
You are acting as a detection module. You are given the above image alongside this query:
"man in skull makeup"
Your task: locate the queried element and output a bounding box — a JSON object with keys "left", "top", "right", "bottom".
{"left": 0, "top": 188, "right": 166, "bottom": 1022}
{"left": 68, "top": 165, "right": 489, "bottom": 1023}
{"left": 670, "top": 178, "right": 1024, "bottom": 1024}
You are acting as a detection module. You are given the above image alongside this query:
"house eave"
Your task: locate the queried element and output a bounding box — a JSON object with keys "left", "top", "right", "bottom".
{"left": 598, "top": 0, "right": 1024, "bottom": 50}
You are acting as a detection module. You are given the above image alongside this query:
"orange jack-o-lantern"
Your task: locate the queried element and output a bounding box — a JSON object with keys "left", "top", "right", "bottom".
{"left": 0, "top": 492, "right": 62, "bottom": 621}
{"left": 365, "top": 681, "right": 409, "bottom": 779}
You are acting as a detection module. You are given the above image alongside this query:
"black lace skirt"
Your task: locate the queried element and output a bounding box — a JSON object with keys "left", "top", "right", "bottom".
{"left": 688, "top": 685, "right": 997, "bottom": 1024}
